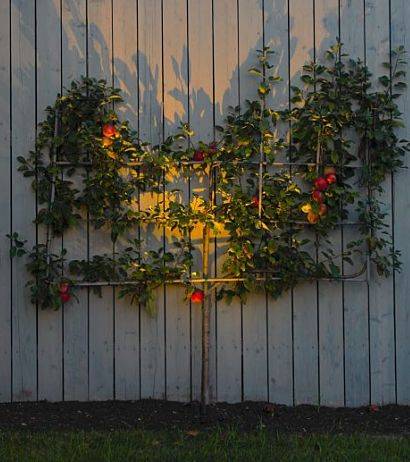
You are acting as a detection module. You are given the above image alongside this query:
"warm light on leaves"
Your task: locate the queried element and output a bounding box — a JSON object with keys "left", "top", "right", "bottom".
{"left": 8, "top": 43, "right": 409, "bottom": 310}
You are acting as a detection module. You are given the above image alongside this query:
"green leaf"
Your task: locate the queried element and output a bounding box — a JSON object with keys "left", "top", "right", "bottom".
{"left": 249, "top": 67, "right": 262, "bottom": 77}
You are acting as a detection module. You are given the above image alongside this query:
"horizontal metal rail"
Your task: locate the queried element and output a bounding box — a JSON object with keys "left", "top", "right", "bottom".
{"left": 55, "top": 160, "right": 366, "bottom": 168}
{"left": 68, "top": 263, "right": 368, "bottom": 287}
{"left": 80, "top": 214, "right": 365, "bottom": 227}
{"left": 53, "top": 154, "right": 370, "bottom": 287}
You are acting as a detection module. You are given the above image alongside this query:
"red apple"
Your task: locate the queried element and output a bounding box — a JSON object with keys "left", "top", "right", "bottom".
{"left": 59, "top": 282, "right": 70, "bottom": 294}
{"left": 251, "top": 195, "right": 260, "bottom": 207}
{"left": 318, "top": 203, "right": 328, "bottom": 216}
{"left": 307, "top": 211, "right": 319, "bottom": 224}
{"left": 208, "top": 142, "right": 218, "bottom": 155}
{"left": 102, "top": 123, "right": 117, "bottom": 138}
{"left": 60, "top": 292, "right": 71, "bottom": 304}
{"left": 312, "top": 190, "right": 324, "bottom": 203}
{"left": 193, "top": 150, "right": 205, "bottom": 162}
{"left": 314, "top": 177, "right": 329, "bottom": 191}
{"left": 191, "top": 288, "right": 205, "bottom": 304}
{"left": 326, "top": 173, "right": 337, "bottom": 184}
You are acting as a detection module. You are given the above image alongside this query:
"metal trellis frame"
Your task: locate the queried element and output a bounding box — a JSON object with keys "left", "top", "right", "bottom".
{"left": 51, "top": 127, "right": 370, "bottom": 286}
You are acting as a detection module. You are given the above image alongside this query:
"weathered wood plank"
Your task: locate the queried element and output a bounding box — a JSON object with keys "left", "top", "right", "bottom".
{"left": 365, "top": 0, "right": 396, "bottom": 405}
{"left": 0, "top": 0, "right": 11, "bottom": 403}
{"left": 188, "top": 0, "right": 215, "bottom": 401}
{"left": 138, "top": 0, "right": 165, "bottom": 399}
{"left": 36, "top": 0, "right": 63, "bottom": 403}
{"left": 289, "top": 0, "right": 319, "bottom": 405}
{"left": 61, "top": 0, "right": 89, "bottom": 402}
{"left": 11, "top": 0, "right": 37, "bottom": 402}
{"left": 239, "top": 0, "right": 268, "bottom": 402}
{"left": 87, "top": 0, "right": 114, "bottom": 401}
{"left": 265, "top": 0, "right": 293, "bottom": 406}
{"left": 113, "top": 0, "right": 140, "bottom": 401}
{"left": 163, "top": 0, "right": 191, "bottom": 402}
{"left": 214, "top": 0, "right": 242, "bottom": 403}
{"left": 391, "top": 0, "right": 410, "bottom": 405}
{"left": 315, "top": 0, "right": 345, "bottom": 407}
{"left": 340, "top": 0, "right": 370, "bottom": 407}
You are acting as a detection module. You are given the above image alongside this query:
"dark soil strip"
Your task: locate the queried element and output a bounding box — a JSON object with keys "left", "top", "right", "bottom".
{"left": 0, "top": 400, "right": 409, "bottom": 435}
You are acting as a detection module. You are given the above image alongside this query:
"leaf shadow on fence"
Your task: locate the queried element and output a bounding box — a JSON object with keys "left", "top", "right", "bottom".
{"left": 7, "top": 0, "right": 353, "bottom": 403}
{"left": 8, "top": 0, "right": 347, "bottom": 287}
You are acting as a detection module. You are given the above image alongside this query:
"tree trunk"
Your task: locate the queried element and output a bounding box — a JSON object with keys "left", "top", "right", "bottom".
{"left": 200, "top": 224, "right": 211, "bottom": 414}
{"left": 200, "top": 166, "right": 213, "bottom": 415}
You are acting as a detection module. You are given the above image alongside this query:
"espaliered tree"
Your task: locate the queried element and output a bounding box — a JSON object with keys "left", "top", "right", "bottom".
{"left": 9, "top": 42, "right": 408, "bottom": 413}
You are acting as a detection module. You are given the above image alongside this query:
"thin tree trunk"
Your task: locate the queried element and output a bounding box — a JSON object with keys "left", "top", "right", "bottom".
{"left": 201, "top": 224, "right": 211, "bottom": 414}
{"left": 201, "top": 165, "right": 213, "bottom": 414}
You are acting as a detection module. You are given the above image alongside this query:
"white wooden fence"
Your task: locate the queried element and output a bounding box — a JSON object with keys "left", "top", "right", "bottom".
{"left": 0, "top": 0, "right": 409, "bottom": 406}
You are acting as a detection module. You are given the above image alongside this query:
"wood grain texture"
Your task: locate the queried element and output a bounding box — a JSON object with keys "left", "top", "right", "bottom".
{"left": 87, "top": 0, "right": 114, "bottom": 401}
{"left": 163, "top": 0, "right": 191, "bottom": 402}
{"left": 340, "top": 0, "right": 370, "bottom": 407}
{"left": 113, "top": 0, "right": 140, "bottom": 402}
{"left": 391, "top": 0, "right": 410, "bottom": 406}
{"left": 289, "top": 0, "right": 319, "bottom": 405}
{"left": 11, "top": 0, "right": 37, "bottom": 402}
{"left": 138, "top": 0, "right": 165, "bottom": 400}
{"left": 0, "top": 0, "right": 11, "bottom": 403}
{"left": 188, "top": 0, "right": 215, "bottom": 401}
{"left": 214, "top": 0, "right": 242, "bottom": 403}
{"left": 365, "top": 0, "right": 396, "bottom": 405}
{"left": 239, "top": 0, "right": 268, "bottom": 402}
{"left": 265, "top": 0, "right": 294, "bottom": 406}
{"left": 315, "top": 0, "right": 345, "bottom": 407}
{"left": 36, "top": 0, "right": 63, "bottom": 403}
{"left": 61, "top": 0, "right": 89, "bottom": 402}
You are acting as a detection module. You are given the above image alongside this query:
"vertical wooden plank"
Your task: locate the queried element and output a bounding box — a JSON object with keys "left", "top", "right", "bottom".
{"left": 391, "top": 0, "right": 409, "bottom": 405}
{"left": 61, "top": 0, "right": 89, "bottom": 401}
{"left": 315, "top": 0, "right": 345, "bottom": 407}
{"left": 188, "top": 0, "right": 215, "bottom": 401}
{"left": 87, "top": 0, "right": 114, "bottom": 401}
{"left": 214, "top": 0, "right": 242, "bottom": 403}
{"left": 265, "top": 0, "right": 293, "bottom": 406}
{"left": 163, "top": 0, "right": 191, "bottom": 402}
{"left": 0, "top": 0, "right": 11, "bottom": 403}
{"left": 113, "top": 0, "right": 139, "bottom": 127}
{"left": 138, "top": 0, "right": 165, "bottom": 399}
{"left": 239, "top": 0, "right": 268, "bottom": 402}
{"left": 289, "top": 0, "right": 318, "bottom": 405}
{"left": 340, "top": 0, "right": 370, "bottom": 407}
{"left": 36, "top": 0, "right": 63, "bottom": 402}
{"left": 365, "top": 0, "right": 396, "bottom": 405}
{"left": 11, "top": 0, "right": 37, "bottom": 402}
{"left": 113, "top": 0, "right": 140, "bottom": 401}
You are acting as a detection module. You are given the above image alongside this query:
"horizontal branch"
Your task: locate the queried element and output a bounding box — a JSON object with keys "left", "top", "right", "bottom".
{"left": 69, "top": 263, "right": 367, "bottom": 287}
{"left": 54, "top": 160, "right": 366, "bottom": 169}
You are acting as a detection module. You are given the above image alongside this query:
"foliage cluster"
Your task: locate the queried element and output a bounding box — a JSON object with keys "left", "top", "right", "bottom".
{"left": 9, "top": 43, "right": 408, "bottom": 310}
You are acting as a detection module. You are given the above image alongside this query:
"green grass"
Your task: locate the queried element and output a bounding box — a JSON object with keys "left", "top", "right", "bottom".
{"left": 0, "top": 429, "right": 409, "bottom": 461}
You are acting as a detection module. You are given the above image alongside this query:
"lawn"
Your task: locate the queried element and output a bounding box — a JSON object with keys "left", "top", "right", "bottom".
{"left": 0, "top": 430, "right": 409, "bottom": 462}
